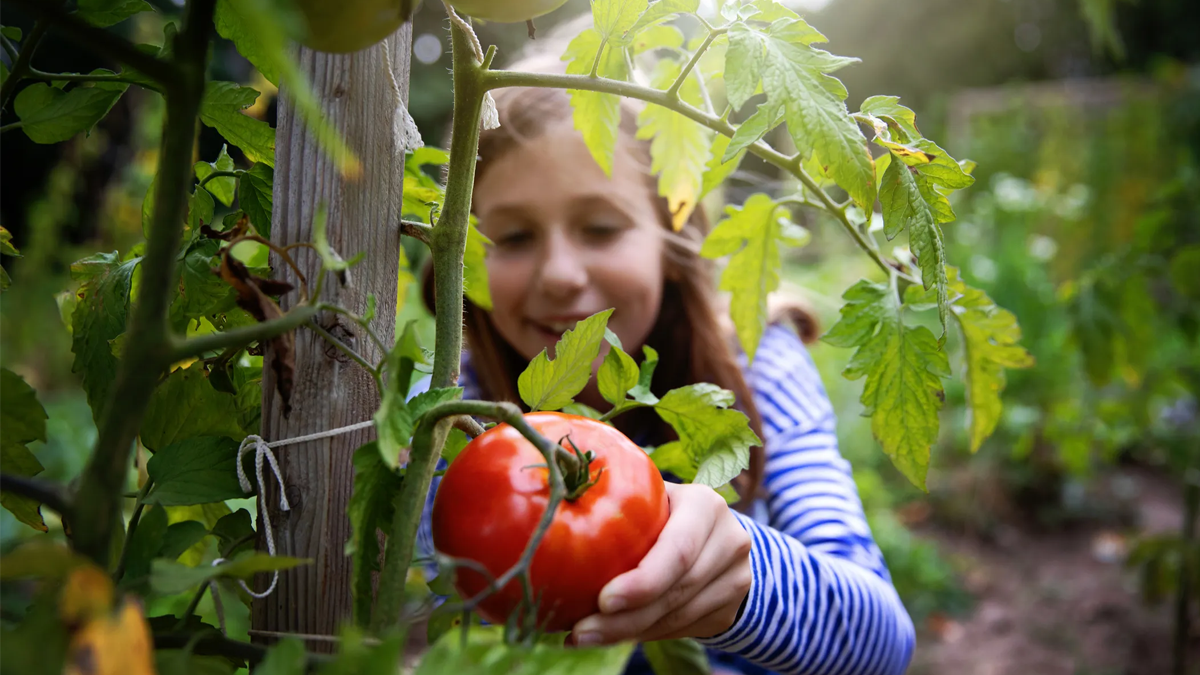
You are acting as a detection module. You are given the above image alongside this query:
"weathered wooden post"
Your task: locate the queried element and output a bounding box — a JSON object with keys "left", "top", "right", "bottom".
{"left": 254, "top": 25, "right": 414, "bottom": 648}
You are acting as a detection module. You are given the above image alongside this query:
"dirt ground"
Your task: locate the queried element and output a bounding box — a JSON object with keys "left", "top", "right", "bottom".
{"left": 908, "top": 466, "right": 1191, "bottom": 675}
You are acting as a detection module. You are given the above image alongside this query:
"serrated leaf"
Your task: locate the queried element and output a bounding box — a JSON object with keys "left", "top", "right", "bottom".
{"left": 724, "top": 23, "right": 765, "bottom": 112}
{"left": 70, "top": 253, "right": 139, "bottom": 424}
{"left": 730, "top": 22, "right": 874, "bottom": 208}
{"left": 594, "top": 0, "right": 649, "bottom": 43}
{"left": 14, "top": 82, "right": 126, "bottom": 144}
{"left": 144, "top": 437, "right": 246, "bottom": 505}
{"left": 76, "top": 0, "right": 153, "bottom": 27}
{"left": 199, "top": 82, "right": 275, "bottom": 167}
{"left": 724, "top": 100, "right": 782, "bottom": 162}
{"left": 194, "top": 145, "right": 237, "bottom": 207}
{"left": 1, "top": 226, "right": 20, "bottom": 258}
{"left": 150, "top": 552, "right": 308, "bottom": 596}
{"left": 598, "top": 340, "right": 639, "bottom": 407}
{"left": 700, "top": 193, "right": 805, "bottom": 362}
{"left": 945, "top": 270, "right": 1034, "bottom": 451}
{"left": 747, "top": 0, "right": 804, "bottom": 24}
{"left": 637, "top": 59, "right": 712, "bottom": 231}
{"left": 0, "top": 442, "right": 47, "bottom": 532}
{"left": 239, "top": 163, "right": 274, "bottom": 236}
{"left": 563, "top": 30, "right": 629, "bottom": 176}
{"left": 169, "top": 240, "right": 238, "bottom": 329}
{"left": 652, "top": 384, "right": 760, "bottom": 488}
{"left": 519, "top": 310, "right": 615, "bottom": 411}
{"left": 629, "top": 0, "right": 699, "bottom": 35}
{"left": 347, "top": 442, "right": 402, "bottom": 626}
{"left": 312, "top": 204, "right": 364, "bottom": 273}
{"left": 880, "top": 158, "right": 949, "bottom": 337}
{"left": 213, "top": 0, "right": 283, "bottom": 85}
{"left": 823, "top": 280, "right": 948, "bottom": 489}
{"left": 2, "top": 368, "right": 48, "bottom": 445}
{"left": 441, "top": 427, "right": 471, "bottom": 463}
{"left": 632, "top": 24, "right": 685, "bottom": 54}
{"left": 140, "top": 364, "right": 246, "bottom": 451}
{"left": 701, "top": 132, "right": 744, "bottom": 199}
{"left": 464, "top": 221, "right": 492, "bottom": 310}
{"left": 414, "top": 626, "right": 633, "bottom": 675}
{"left": 629, "top": 345, "right": 660, "bottom": 404}
{"left": 373, "top": 324, "right": 430, "bottom": 468}
{"left": 860, "top": 95, "right": 921, "bottom": 140}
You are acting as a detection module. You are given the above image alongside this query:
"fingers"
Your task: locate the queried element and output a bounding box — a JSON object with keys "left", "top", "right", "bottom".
{"left": 596, "top": 483, "right": 721, "bottom": 614}
{"left": 639, "top": 554, "right": 752, "bottom": 642}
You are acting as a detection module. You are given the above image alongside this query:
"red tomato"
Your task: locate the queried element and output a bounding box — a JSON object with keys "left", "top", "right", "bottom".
{"left": 431, "top": 412, "right": 669, "bottom": 632}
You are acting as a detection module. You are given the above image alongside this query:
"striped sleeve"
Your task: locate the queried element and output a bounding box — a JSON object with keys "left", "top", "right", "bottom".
{"left": 696, "top": 325, "right": 915, "bottom": 675}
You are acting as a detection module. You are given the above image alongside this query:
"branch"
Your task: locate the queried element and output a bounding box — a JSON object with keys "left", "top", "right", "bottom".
{"left": 400, "top": 219, "right": 433, "bottom": 247}
{"left": 5, "top": 0, "right": 177, "bottom": 89}
{"left": 197, "top": 169, "right": 243, "bottom": 189}
{"left": 0, "top": 18, "right": 50, "bottom": 110}
{"left": 168, "top": 304, "right": 320, "bottom": 363}
{"left": 484, "top": 70, "right": 916, "bottom": 284}
{"left": 112, "top": 477, "right": 155, "bottom": 582}
{"left": 0, "top": 473, "right": 72, "bottom": 517}
{"left": 371, "top": 400, "right": 573, "bottom": 633}
{"left": 665, "top": 27, "right": 726, "bottom": 100}
{"left": 306, "top": 319, "right": 384, "bottom": 393}
{"left": 70, "top": 0, "right": 217, "bottom": 566}
{"left": 153, "top": 632, "right": 334, "bottom": 669}
{"left": 25, "top": 68, "right": 164, "bottom": 92}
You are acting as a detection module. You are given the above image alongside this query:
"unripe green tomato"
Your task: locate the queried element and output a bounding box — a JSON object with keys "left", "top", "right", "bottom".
{"left": 293, "top": 0, "right": 416, "bottom": 53}
{"left": 445, "top": 0, "right": 570, "bottom": 22}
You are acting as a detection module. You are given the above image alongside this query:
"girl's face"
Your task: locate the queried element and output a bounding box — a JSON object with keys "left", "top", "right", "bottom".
{"left": 472, "top": 125, "right": 666, "bottom": 364}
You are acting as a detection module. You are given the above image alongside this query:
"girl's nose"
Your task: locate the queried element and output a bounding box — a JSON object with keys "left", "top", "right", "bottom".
{"left": 536, "top": 230, "right": 588, "bottom": 299}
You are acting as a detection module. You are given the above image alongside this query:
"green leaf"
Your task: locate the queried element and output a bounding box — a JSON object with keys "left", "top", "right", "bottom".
{"left": 170, "top": 240, "right": 238, "bottom": 329}
{"left": 701, "top": 132, "right": 744, "bottom": 200}
{"left": 823, "top": 280, "right": 948, "bottom": 489}
{"left": 2, "top": 368, "right": 48, "bottom": 445}
{"left": 1, "top": 26, "right": 22, "bottom": 41}
{"left": 441, "top": 427, "right": 471, "bottom": 463}
{"left": 212, "top": 509, "right": 255, "bottom": 558}
{"left": 373, "top": 326, "right": 433, "bottom": 469}
{"left": 518, "top": 309, "right": 615, "bottom": 411}
{"left": 598, "top": 335, "right": 640, "bottom": 407}
{"left": 120, "top": 504, "right": 169, "bottom": 584}
{"left": 943, "top": 270, "right": 1034, "bottom": 452}
{"left": 0, "top": 226, "right": 19, "bottom": 258}
{"left": 563, "top": 29, "right": 629, "bottom": 176}
{"left": 629, "top": 0, "right": 699, "bottom": 35}
{"left": 346, "top": 443, "right": 402, "bottom": 626}
{"left": 652, "top": 384, "right": 760, "bottom": 488}
{"left": 239, "top": 163, "right": 274, "bottom": 236}
{"left": 594, "top": 0, "right": 649, "bottom": 43}
{"left": 319, "top": 627, "right": 406, "bottom": 675}
{"left": 194, "top": 145, "right": 237, "bottom": 207}
{"left": 213, "top": 0, "right": 285, "bottom": 86}
{"left": 747, "top": 0, "right": 803, "bottom": 23}
{"left": 638, "top": 58, "right": 712, "bottom": 231}
{"left": 70, "top": 252, "right": 139, "bottom": 424}
{"left": 0, "top": 442, "right": 47, "bottom": 532}
{"left": 150, "top": 552, "right": 309, "bottom": 596}
{"left": 629, "top": 345, "right": 660, "bottom": 404}
{"left": 643, "top": 638, "right": 711, "bottom": 675}
{"left": 464, "top": 221, "right": 493, "bottom": 310}
{"left": 728, "top": 21, "right": 874, "bottom": 208}
{"left": 414, "top": 626, "right": 634, "bottom": 675}
{"left": 144, "top": 437, "right": 246, "bottom": 506}
{"left": 75, "top": 0, "right": 153, "bottom": 27}
{"left": 879, "top": 157, "right": 950, "bottom": 337}
{"left": 14, "top": 82, "right": 126, "bottom": 144}
{"left": 199, "top": 82, "right": 275, "bottom": 167}
{"left": 860, "top": 95, "right": 921, "bottom": 140}
{"left": 156, "top": 651, "right": 239, "bottom": 675}
{"left": 140, "top": 364, "right": 246, "bottom": 451}
{"left": 724, "top": 100, "right": 781, "bottom": 162}
{"left": 700, "top": 193, "right": 808, "bottom": 362}
{"left": 159, "top": 520, "right": 209, "bottom": 561}
{"left": 632, "top": 24, "right": 685, "bottom": 54}
{"left": 256, "top": 638, "right": 307, "bottom": 675}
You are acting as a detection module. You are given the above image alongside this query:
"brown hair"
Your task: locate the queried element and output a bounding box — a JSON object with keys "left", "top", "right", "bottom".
{"left": 423, "top": 19, "right": 819, "bottom": 507}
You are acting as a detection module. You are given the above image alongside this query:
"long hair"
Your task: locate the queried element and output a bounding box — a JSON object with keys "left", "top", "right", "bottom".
{"left": 423, "top": 15, "right": 819, "bottom": 506}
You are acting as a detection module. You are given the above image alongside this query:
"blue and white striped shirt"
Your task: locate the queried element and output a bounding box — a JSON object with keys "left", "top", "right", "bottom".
{"left": 415, "top": 324, "right": 915, "bottom": 675}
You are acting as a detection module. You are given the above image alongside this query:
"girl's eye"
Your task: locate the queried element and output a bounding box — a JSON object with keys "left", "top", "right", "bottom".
{"left": 581, "top": 221, "right": 624, "bottom": 244}
{"left": 493, "top": 229, "right": 535, "bottom": 251}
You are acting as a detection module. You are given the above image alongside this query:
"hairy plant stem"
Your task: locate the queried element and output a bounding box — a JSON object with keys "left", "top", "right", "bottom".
{"left": 484, "top": 70, "right": 917, "bottom": 286}
{"left": 70, "top": 0, "right": 216, "bottom": 567}
{"left": 370, "top": 20, "right": 489, "bottom": 632}
{"left": 0, "top": 473, "right": 72, "bottom": 517}
{"left": 399, "top": 219, "right": 433, "bottom": 246}
{"left": 666, "top": 27, "right": 726, "bottom": 100}
{"left": 196, "top": 169, "right": 243, "bottom": 189}
{"left": 0, "top": 16, "right": 51, "bottom": 110}
{"left": 168, "top": 304, "right": 320, "bottom": 363}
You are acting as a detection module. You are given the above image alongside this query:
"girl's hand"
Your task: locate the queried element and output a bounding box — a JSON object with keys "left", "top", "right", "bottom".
{"left": 569, "top": 482, "right": 753, "bottom": 646}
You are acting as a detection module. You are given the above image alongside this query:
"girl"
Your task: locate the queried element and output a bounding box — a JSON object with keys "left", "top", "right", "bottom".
{"left": 415, "top": 18, "right": 916, "bottom": 675}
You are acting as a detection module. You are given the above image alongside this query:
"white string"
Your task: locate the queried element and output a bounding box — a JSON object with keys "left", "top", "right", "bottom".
{"left": 381, "top": 39, "right": 424, "bottom": 154}
{"left": 226, "top": 419, "right": 375, "bottom": 599}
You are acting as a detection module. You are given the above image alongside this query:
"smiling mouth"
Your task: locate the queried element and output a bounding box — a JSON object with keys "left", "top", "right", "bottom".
{"left": 527, "top": 318, "right": 590, "bottom": 343}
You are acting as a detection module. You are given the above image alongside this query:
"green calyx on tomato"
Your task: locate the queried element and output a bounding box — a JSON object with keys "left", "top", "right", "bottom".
{"left": 431, "top": 412, "right": 669, "bottom": 633}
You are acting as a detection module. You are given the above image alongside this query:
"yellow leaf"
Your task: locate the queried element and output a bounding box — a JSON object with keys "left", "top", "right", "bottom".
{"left": 59, "top": 565, "right": 114, "bottom": 627}
{"left": 64, "top": 599, "right": 155, "bottom": 675}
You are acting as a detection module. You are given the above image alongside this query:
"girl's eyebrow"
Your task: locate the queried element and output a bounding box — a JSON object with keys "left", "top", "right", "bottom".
{"left": 479, "top": 203, "right": 541, "bottom": 226}
{"left": 568, "top": 194, "right": 638, "bottom": 222}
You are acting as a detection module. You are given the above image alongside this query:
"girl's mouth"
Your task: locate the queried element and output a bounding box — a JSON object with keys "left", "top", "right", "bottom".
{"left": 527, "top": 318, "right": 590, "bottom": 344}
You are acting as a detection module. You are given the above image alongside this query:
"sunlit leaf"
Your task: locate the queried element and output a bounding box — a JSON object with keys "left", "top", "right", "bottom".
{"left": 414, "top": 626, "right": 634, "bottom": 675}
{"left": 194, "top": 145, "right": 238, "bottom": 207}
{"left": 563, "top": 29, "right": 629, "bottom": 176}
{"left": 643, "top": 638, "right": 711, "bottom": 675}
{"left": 144, "top": 437, "right": 246, "bottom": 505}
{"left": 823, "top": 280, "right": 948, "bottom": 489}
{"left": 519, "top": 310, "right": 614, "bottom": 411}
{"left": 598, "top": 331, "right": 640, "bottom": 407}
{"left": 594, "top": 0, "right": 649, "bottom": 43}
{"left": 638, "top": 58, "right": 712, "bottom": 230}
{"left": 652, "top": 384, "right": 760, "bottom": 488}
{"left": 140, "top": 364, "right": 247, "bottom": 451}
{"left": 76, "top": 0, "right": 153, "bottom": 27}
{"left": 199, "top": 82, "right": 275, "bottom": 167}
{"left": 239, "top": 163, "right": 274, "bottom": 236}
{"left": 464, "top": 221, "right": 493, "bottom": 310}
{"left": 628, "top": 0, "right": 699, "bottom": 35}
{"left": 150, "top": 552, "right": 309, "bottom": 596}
{"left": 880, "top": 158, "right": 950, "bottom": 337}
{"left": 70, "top": 252, "right": 139, "bottom": 424}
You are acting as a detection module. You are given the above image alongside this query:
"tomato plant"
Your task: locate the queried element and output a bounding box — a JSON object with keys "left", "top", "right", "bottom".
{"left": 433, "top": 412, "right": 669, "bottom": 631}
{"left": 293, "top": 0, "right": 415, "bottom": 53}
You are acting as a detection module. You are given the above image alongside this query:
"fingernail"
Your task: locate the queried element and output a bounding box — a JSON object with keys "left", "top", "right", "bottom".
{"left": 574, "top": 632, "right": 602, "bottom": 646}
{"left": 600, "top": 594, "right": 625, "bottom": 613}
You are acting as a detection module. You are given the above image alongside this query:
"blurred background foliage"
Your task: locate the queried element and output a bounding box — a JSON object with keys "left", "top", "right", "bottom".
{"left": 2, "top": 0, "right": 1198, "bottom": 672}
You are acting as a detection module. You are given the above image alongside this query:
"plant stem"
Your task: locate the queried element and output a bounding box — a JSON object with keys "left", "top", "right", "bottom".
{"left": 371, "top": 400, "right": 574, "bottom": 633}
{"left": 400, "top": 219, "right": 433, "bottom": 247}
{"left": 589, "top": 38, "right": 607, "bottom": 78}
{"left": 25, "top": 68, "right": 164, "bottom": 92}
{"left": 0, "top": 473, "right": 72, "bottom": 517}
{"left": 176, "top": 582, "right": 211, "bottom": 631}
{"left": 70, "top": 0, "right": 217, "bottom": 567}
{"left": 665, "top": 27, "right": 726, "bottom": 100}
{"left": 0, "top": 121, "right": 24, "bottom": 134}
{"left": 6, "top": 0, "right": 177, "bottom": 88}
{"left": 196, "top": 169, "right": 243, "bottom": 189}
{"left": 318, "top": 303, "right": 388, "bottom": 355}
{"left": 0, "top": 17, "right": 50, "bottom": 110}
{"left": 307, "top": 319, "right": 383, "bottom": 393}
{"left": 168, "top": 305, "right": 320, "bottom": 363}
{"left": 112, "top": 477, "right": 155, "bottom": 582}
{"left": 484, "top": 70, "right": 916, "bottom": 285}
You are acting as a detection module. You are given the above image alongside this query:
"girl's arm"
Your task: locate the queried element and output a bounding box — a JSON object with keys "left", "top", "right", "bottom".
{"left": 695, "top": 324, "right": 916, "bottom": 675}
